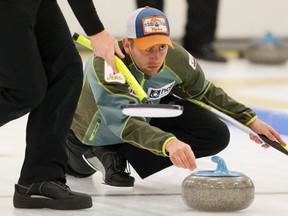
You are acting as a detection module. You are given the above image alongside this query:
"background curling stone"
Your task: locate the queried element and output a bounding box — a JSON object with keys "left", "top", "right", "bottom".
{"left": 245, "top": 31, "right": 288, "bottom": 64}
{"left": 181, "top": 156, "right": 254, "bottom": 212}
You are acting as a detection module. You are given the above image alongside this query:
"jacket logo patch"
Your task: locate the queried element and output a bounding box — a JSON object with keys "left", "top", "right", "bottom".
{"left": 187, "top": 52, "right": 197, "bottom": 70}
{"left": 143, "top": 16, "right": 169, "bottom": 36}
{"left": 147, "top": 81, "right": 175, "bottom": 100}
{"left": 128, "top": 86, "right": 138, "bottom": 98}
{"left": 104, "top": 62, "right": 125, "bottom": 84}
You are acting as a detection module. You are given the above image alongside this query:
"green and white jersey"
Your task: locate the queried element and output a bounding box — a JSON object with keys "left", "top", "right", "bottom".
{"left": 71, "top": 41, "right": 256, "bottom": 156}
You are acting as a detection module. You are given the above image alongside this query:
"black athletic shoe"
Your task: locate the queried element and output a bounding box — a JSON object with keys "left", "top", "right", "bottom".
{"left": 13, "top": 180, "right": 92, "bottom": 210}
{"left": 83, "top": 146, "right": 135, "bottom": 187}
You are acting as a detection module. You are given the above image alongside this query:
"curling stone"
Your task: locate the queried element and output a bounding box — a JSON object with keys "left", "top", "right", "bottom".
{"left": 245, "top": 32, "right": 288, "bottom": 64}
{"left": 181, "top": 156, "right": 254, "bottom": 212}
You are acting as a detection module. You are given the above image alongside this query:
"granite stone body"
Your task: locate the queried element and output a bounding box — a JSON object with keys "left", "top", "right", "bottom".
{"left": 246, "top": 44, "right": 288, "bottom": 64}
{"left": 245, "top": 32, "right": 288, "bottom": 64}
{"left": 181, "top": 156, "right": 255, "bottom": 212}
{"left": 181, "top": 175, "right": 255, "bottom": 211}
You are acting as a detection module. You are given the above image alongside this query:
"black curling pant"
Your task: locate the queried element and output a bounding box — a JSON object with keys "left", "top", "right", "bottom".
{"left": 0, "top": 0, "right": 83, "bottom": 184}
{"left": 136, "top": 0, "right": 164, "bottom": 9}
{"left": 183, "top": 0, "right": 219, "bottom": 50}
{"left": 115, "top": 100, "right": 230, "bottom": 179}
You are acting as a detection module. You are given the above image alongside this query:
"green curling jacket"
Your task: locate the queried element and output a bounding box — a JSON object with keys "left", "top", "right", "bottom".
{"left": 71, "top": 41, "right": 256, "bottom": 156}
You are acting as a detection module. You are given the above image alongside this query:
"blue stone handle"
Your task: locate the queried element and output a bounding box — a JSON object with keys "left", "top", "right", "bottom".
{"left": 253, "top": 31, "right": 285, "bottom": 45}
{"left": 211, "top": 156, "right": 230, "bottom": 175}
{"left": 191, "top": 155, "right": 244, "bottom": 177}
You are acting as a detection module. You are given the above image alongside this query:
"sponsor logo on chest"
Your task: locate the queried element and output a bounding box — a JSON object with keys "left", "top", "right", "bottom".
{"left": 147, "top": 81, "right": 175, "bottom": 100}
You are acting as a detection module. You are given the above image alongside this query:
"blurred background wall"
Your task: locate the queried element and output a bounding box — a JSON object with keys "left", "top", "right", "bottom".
{"left": 58, "top": 0, "right": 288, "bottom": 41}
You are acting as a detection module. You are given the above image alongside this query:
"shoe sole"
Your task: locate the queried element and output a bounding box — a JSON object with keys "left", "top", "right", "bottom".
{"left": 13, "top": 191, "right": 92, "bottom": 210}
{"left": 101, "top": 183, "right": 134, "bottom": 194}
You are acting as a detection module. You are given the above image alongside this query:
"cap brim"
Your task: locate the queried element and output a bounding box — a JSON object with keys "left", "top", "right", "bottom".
{"left": 133, "top": 35, "right": 173, "bottom": 50}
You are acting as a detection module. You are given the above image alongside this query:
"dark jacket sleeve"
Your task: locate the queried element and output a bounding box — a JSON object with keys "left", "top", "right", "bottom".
{"left": 167, "top": 43, "right": 257, "bottom": 126}
{"left": 67, "top": 0, "right": 104, "bottom": 36}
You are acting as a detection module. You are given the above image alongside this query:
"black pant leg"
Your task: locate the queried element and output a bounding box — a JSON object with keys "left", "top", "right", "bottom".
{"left": 183, "top": 0, "right": 219, "bottom": 50}
{"left": 18, "top": 0, "right": 83, "bottom": 184}
{"left": 151, "top": 101, "right": 230, "bottom": 157}
{"left": 0, "top": 1, "right": 46, "bottom": 125}
{"left": 66, "top": 130, "right": 96, "bottom": 177}
{"left": 116, "top": 143, "right": 173, "bottom": 179}
{"left": 136, "top": 0, "right": 164, "bottom": 10}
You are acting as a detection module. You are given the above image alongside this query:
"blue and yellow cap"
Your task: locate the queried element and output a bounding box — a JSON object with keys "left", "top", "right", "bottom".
{"left": 126, "top": 7, "right": 173, "bottom": 50}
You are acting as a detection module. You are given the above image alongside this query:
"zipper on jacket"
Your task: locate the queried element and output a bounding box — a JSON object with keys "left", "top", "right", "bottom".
{"left": 89, "top": 119, "right": 101, "bottom": 141}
